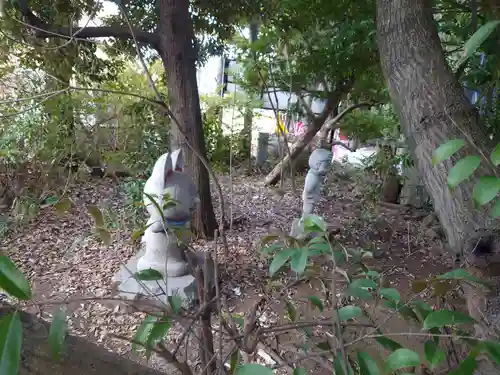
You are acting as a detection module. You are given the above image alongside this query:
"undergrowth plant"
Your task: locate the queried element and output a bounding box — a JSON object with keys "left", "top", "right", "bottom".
{"left": 432, "top": 139, "right": 500, "bottom": 217}
{"left": 1, "top": 206, "right": 499, "bottom": 374}
{"left": 119, "top": 178, "right": 148, "bottom": 229}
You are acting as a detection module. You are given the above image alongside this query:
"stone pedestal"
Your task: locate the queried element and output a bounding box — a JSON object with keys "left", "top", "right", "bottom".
{"left": 112, "top": 249, "right": 197, "bottom": 308}
{"left": 256, "top": 132, "right": 270, "bottom": 167}
{"left": 400, "top": 165, "right": 431, "bottom": 208}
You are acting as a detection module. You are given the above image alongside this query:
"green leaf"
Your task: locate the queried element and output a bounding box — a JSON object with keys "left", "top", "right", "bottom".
{"left": 87, "top": 205, "right": 105, "bottom": 227}
{"left": 481, "top": 341, "right": 500, "bottom": 365}
{"left": 133, "top": 314, "right": 158, "bottom": 353}
{"left": 386, "top": 348, "right": 420, "bottom": 371}
{"left": 235, "top": 363, "right": 273, "bottom": 375}
{"left": 290, "top": 249, "right": 308, "bottom": 275}
{"left": 423, "top": 340, "right": 445, "bottom": 369}
{"left": 448, "top": 353, "right": 477, "bottom": 375}
{"left": 54, "top": 198, "right": 72, "bottom": 215}
{"left": 96, "top": 228, "right": 111, "bottom": 245}
{"left": 131, "top": 223, "right": 153, "bottom": 243}
{"left": 0, "top": 312, "right": 22, "bottom": 375}
{"left": 293, "top": 368, "right": 307, "bottom": 375}
{"left": 147, "top": 315, "right": 171, "bottom": 348}
{"left": 48, "top": 307, "right": 67, "bottom": 361}
{"left": 423, "top": 310, "right": 475, "bottom": 330}
{"left": 437, "top": 269, "right": 489, "bottom": 286}
{"left": 334, "top": 355, "right": 354, "bottom": 375}
{"left": 0, "top": 255, "right": 32, "bottom": 300}
{"left": 338, "top": 305, "right": 362, "bottom": 321}
{"left": 491, "top": 144, "right": 500, "bottom": 167}
{"left": 357, "top": 351, "right": 381, "bottom": 375}
{"left": 285, "top": 300, "right": 297, "bottom": 322}
{"left": 261, "top": 243, "right": 284, "bottom": 255}
{"left": 411, "top": 301, "right": 433, "bottom": 322}
{"left": 269, "top": 249, "right": 294, "bottom": 276}
{"left": 308, "top": 296, "right": 324, "bottom": 312}
{"left": 143, "top": 193, "right": 166, "bottom": 224}
{"left": 360, "top": 270, "right": 381, "bottom": 279}
{"left": 168, "top": 296, "right": 182, "bottom": 314}
{"left": 375, "top": 334, "right": 403, "bottom": 351}
{"left": 229, "top": 351, "right": 240, "bottom": 375}
{"left": 135, "top": 269, "right": 163, "bottom": 281}
{"left": 473, "top": 176, "right": 500, "bottom": 206}
{"left": 260, "top": 235, "right": 280, "bottom": 246}
{"left": 379, "top": 288, "right": 401, "bottom": 303}
{"left": 447, "top": 155, "right": 481, "bottom": 188}
{"left": 302, "top": 214, "right": 327, "bottom": 232}
{"left": 457, "top": 21, "right": 500, "bottom": 69}
{"left": 432, "top": 139, "right": 465, "bottom": 166}
{"left": 492, "top": 198, "right": 500, "bottom": 218}
{"left": 44, "top": 196, "right": 58, "bottom": 206}
{"left": 346, "top": 278, "right": 376, "bottom": 299}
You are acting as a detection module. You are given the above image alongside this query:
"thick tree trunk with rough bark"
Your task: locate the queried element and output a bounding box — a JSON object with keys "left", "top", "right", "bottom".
{"left": 377, "top": 0, "right": 500, "bottom": 367}
{"left": 4, "top": 306, "right": 165, "bottom": 375}
{"left": 158, "top": 0, "right": 218, "bottom": 238}
{"left": 376, "top": 0, "right": 497, "bottom": 258}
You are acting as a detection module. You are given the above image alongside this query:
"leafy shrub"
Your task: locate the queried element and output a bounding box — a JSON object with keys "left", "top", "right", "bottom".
{"left": 202, "top": 106, "right": 246, "bottom": 172}
{"left": 118, "top": 178, "right": 147, "bottom": 228}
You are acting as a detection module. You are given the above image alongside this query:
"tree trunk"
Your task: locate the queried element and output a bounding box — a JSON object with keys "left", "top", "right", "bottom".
{"left": 158, "top": 0, "right": 217, "bottom": 238}
{"left": 264, "top": 118, "right": 327, "bottom": 186}
{"left": 2, "top": 306, "right": 165, "bottom": 375}
{"left": 376, "top": 0, "right": 500, "bottom": 361}
{"left": 241, "top": 108, "right": 253, "bottom": 174}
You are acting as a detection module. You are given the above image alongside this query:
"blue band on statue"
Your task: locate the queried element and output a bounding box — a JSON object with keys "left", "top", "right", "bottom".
{"left": 165, "top": 219, "right": 188, "bottom": 227}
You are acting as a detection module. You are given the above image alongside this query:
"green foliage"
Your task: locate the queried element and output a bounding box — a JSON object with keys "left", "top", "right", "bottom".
{"left": 235, "top": 363, "right": 273, "bottom": 375}
{"left": 259, "top": 213, "right": 498, "bottom": 373}
{"left": 200, "top": 93, "right": 255, "bottom": 172}
{"left": 0, "top": 312, "right": 22, "bottom": 375}
{"left": 0, "top": 255, "right": 32, "bottom": 300}
{"left": 48, "top": 307, "right": 68, "bottom": 361}
{"left": 433, "top": 140, "right": 500, "bottom": 217}
{"left": 457, "top": 21, "right": 500, "bottom": 70}
{"left": 342, "top": 106, "right": 400, "bottom": 142}
{"left": 119, "top": 178, "right": 148, "bottom": 228}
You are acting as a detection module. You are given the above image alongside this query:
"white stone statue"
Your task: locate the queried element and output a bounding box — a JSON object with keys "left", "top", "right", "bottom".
{"left": 137, "top": 148, "right": 199, "bottom": 278}
{"left": 302, "top": 148, "right": 333, "bottom": 215}
{"left": 111, "top": 148, "right": 200, "bottom": 306}
{"left": 290, "top": 147, "right": 332, "bottom": 238}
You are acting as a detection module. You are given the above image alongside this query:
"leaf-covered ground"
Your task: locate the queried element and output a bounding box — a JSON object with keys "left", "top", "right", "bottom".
{"left": 2, "top": 163, "right": 459, "bottom": 374}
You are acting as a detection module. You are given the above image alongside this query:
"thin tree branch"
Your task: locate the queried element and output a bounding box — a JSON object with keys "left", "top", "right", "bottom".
{"left": 16, "top": 0, "right": 159, "bottom": 48}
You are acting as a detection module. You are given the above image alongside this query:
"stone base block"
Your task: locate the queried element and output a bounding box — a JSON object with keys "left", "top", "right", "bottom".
{"left": 111, "top": 249, "right": 197, "bottom": 309}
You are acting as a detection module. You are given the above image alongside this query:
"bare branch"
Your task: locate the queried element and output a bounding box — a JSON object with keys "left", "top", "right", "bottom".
{"left": 16, "top": 0, "right": 159, "bottom": 48}
{"left": 323, "top": 101, "right": 376, "bottom": 131}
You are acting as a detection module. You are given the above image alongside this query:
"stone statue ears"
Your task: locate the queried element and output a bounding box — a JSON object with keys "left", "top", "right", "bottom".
{"left": 163, "top": 149, "right": 185, "bottom": 185}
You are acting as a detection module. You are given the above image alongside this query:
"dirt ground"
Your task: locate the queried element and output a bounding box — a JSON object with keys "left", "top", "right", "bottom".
{"left": 2, "top": 163, "right": 462, "bottom": 374}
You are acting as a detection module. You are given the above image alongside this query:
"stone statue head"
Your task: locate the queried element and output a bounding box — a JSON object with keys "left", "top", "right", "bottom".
{"left": 308, "top": 148, "right": 332, "bottom": 175}
{"left": 162, "top": 149, "right": 199, "bottom": 223}
{"left": 144, "top": 149, "right": 199, "bottom": 228}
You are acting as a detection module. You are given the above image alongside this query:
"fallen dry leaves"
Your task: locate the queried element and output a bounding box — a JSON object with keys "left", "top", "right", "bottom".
{"left": 2, "top": 165, "right": 452, "bottom": 373}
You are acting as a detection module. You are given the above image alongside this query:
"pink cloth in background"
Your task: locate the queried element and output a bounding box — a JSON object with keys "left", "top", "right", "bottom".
{"left": 295, "top": 121, "right": 305, "bottom": 135}
{"left": 332, "top": 128, "right": 348, "bottom": 158}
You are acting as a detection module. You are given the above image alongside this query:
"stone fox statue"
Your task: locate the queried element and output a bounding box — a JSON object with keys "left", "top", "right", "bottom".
{"left": 137, "top": 149, "right": 200, "bottom": 278}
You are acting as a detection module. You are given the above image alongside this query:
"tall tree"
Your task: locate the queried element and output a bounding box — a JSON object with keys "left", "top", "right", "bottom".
{"left": 158, "top": 0, "right": 216, "bottom": 235}
{"left": 376, "top": 0, "right": 500, "bottom": 357}
{"left": 7, "top": 0, "right": 250, "bottom": 237}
